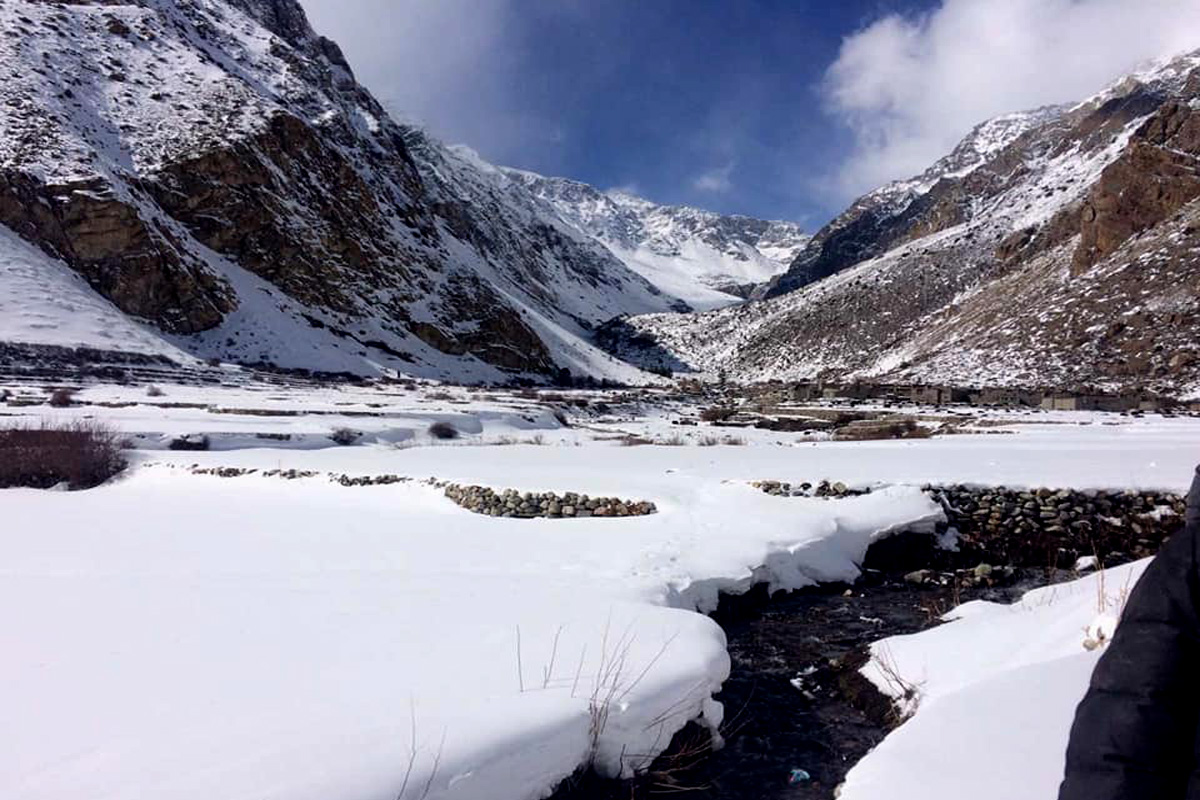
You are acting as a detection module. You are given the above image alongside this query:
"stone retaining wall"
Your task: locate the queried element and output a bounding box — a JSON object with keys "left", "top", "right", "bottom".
{"left": 755, "top": 479, "right": 1186, "bottom": 568}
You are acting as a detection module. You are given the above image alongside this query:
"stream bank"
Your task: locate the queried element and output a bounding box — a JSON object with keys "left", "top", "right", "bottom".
{"left": 550, "top": 482, "right": 1185, "bottom": 800}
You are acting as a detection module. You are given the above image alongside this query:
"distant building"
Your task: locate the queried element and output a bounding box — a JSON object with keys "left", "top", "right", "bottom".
{"left": 972, "top": 387, "right": 1043, "bottom": 407}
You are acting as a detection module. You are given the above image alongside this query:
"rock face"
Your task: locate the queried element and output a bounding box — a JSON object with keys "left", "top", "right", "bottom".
{"left": 616, "top": 52, "right": 1200, "bottom": 396}
{"left": 0, "top": 0, "right": 686, "bottom": 382}
{"left": 0, "top": 173, "right": 233, "bottom": 333}
{"left": 1074, "top": 101, "right": 1200, "bottom": 272}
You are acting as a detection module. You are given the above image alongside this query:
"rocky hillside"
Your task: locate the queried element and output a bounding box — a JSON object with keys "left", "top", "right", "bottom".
{"left": 505, "top": 170, "right": 809, "bottom": 309}
{"left": 0, "top": 0, "right": 693, "bottom": 383}
{"left": 613, "top": 51, "right": 1200, "bottom": 398}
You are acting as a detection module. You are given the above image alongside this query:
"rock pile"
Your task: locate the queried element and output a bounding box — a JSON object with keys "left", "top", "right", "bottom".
{"left": 753, "top": 480, "right": 871, "bottom": 498}
{"left": 332, "top": 473, "right": 410, "bottom": 487}
{"left": 444, "top": 484, "right": 656, "bottom": 519}
{"left": 189, "top": 466, "right": 320, "bottom": 480}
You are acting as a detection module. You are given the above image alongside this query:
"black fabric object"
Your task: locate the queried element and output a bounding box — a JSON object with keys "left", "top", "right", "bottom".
{"left": 1059, "top": 465, "right": 1200, "bottom": 800}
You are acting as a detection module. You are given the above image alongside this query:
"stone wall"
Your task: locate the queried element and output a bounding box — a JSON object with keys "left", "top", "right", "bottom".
{"left": 444, "top": 484, "right": 656, "bottom": 519}
{"left": 755, "top": 479, "right": 1185, "bottom": 569}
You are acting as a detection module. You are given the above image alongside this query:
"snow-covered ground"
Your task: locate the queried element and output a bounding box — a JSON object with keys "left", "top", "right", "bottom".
{"left": 0, "top": 226, "right": 193, "bottom": 361}
{"left": 843, "top": 560, "right": 1147, "bottom": 800}
{"left": 2, "top": 383, "right": 1198, "bottom": 800}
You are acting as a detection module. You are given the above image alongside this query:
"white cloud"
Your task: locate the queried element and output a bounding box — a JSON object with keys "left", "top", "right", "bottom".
{"left": 825, "top": 0, "right": 1200, "bottom": 198}
{"left": 299, "top": 0, "right": 555, "bottom": 164}
{"left": 692, "top": 163, "right": 735, "bottom": 194}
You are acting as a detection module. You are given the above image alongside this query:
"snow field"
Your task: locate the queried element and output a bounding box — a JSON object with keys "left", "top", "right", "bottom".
{"left": 842, "top": 560, "right": 1149, "bottom": 800}
{"left": 2, "top": 389, "right": 1199, "bottom": 800}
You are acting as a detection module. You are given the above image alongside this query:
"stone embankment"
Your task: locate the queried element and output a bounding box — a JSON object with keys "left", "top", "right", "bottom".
{"left": 755, "top": 479, "right": 1185, "bottom": 569}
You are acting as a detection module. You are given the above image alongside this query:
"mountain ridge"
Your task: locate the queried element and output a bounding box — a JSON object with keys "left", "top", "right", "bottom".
{"left": 0, "top": 0, "right": 757, "bottom": 384}
{"left": 610, "top": 49, "right": 1200, "bottom": 398}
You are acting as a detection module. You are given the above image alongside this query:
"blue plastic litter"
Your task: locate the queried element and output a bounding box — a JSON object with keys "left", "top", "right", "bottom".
{"left": 788, "top": 768, "right": 812, "bottom": 784}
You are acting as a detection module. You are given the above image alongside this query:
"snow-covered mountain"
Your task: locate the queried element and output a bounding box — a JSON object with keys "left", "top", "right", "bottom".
{"left": 505, "top": 170, "right": 809, "bottom": 309}
{"left": 0, "top": 0, "right": 708, "bottom": 383}
{"left": 612, "top": 50, "right": 1200, "bottom": 397}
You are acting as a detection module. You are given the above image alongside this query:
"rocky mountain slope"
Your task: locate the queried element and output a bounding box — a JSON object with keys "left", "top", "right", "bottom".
{"left": 0, "top": 0, "right": 698, "bottom": 383}
{"left": 613, "top": 51, "right": 1200, "bottom": 398}
{"left": 506, "top": 169, "right": 809, "bottom": 309}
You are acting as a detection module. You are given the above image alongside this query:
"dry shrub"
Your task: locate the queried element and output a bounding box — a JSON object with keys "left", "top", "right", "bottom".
{"left": 47, "top": 387, "right": 76, "bottom": 407}
{"left": 167, "top": 434, "right": 210, "bottom": 451}
{"left": 329, "top": 427, "right": 362, "bottom": 446}
{"left": 146, "top": 385, "right": 166, "bottom": 398}
{"left": 428, "top": 421, "right": 460, "bottom": 440}
{"left": 0, "top": 420, "right": 126, "bottom": 490}
{"left": 425, "top": 390, "right": 454, "bottom": 401}
{"left": 699, "top": 405, "right": 736, "bottom": 423}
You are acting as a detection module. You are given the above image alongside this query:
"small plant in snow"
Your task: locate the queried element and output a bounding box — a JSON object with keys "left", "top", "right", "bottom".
{"left": 146, "top": 385, "right": 165, "bottom": 397}
{"left": 871, "top": 645, "right": 923, "bottom": 724}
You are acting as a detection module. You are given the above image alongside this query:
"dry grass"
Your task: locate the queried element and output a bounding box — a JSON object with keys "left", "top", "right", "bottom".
{"left": 699, "top": 434, "right": 747, "bottom": 446}
{"left": 619, "top": 435, "right": 655, "bottom": 447}
{"left": 0, "top": 420, "right": 126, "bottom": 490}
{"left": 871, "top": 645, "right": 923, "bottom": 725}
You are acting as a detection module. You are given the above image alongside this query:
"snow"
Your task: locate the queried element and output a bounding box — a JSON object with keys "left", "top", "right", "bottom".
{"left": 840, "top": 561, "right": 1147, "bottom": 800}
{"left": 0, "top": 409, "right": 942, "bottom": 800}
{"left": 842, "top": 560, "right": 1150, "bottom": 800}
{"left": 3, "top": 386, "right": 1199, "bottom": 800}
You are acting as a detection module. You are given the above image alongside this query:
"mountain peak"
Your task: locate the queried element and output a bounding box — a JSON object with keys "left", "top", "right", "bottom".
{"left": 504, "top": 169, "right": 809, "bottom": 308}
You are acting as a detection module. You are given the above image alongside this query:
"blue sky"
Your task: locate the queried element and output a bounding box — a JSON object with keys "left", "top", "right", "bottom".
{"left": 302, "top": 0, "right": 1200, "bottom": 228}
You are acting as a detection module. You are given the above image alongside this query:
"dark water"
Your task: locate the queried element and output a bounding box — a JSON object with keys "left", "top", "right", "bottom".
{"left": 551, "top": 540, "right": 1047, "bottom": 800}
